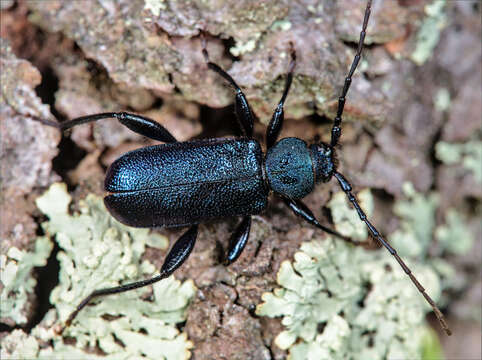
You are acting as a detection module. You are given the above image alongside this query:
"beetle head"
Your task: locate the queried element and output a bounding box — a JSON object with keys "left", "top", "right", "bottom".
{"left": 309, "top": 142, "right": 336, "bottom": 183}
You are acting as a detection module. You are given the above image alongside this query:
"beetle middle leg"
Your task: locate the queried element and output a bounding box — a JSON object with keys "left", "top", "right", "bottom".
{"left": 202, "top": 38, "right": 254, "bottom": 137}
{"left": 224, "top": 216, "right": 252, "bottom": 265}
{"left": 59, "top": 225, "right": 198, "bottom": 333}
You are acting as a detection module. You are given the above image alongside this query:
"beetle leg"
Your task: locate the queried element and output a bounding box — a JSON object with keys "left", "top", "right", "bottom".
{"left": 58, "top": 225, "right": 197, "bottom": 334}
{"left": 160, "top": 225, "right": 198, "bottom": 275}
{"left": 224, "top": 216, "right": 251, "bottom": 266}
{"left": 266, "top": 43, "right": 296, "bottom": 149}
{"left": 58, "top": 112, "right": 177, "bottom": 143}
{"left": 202, "top": 39, "right": 254, "bottom": 138}
{"left": 282, "top": 196, "right": 361, "bottom": 246}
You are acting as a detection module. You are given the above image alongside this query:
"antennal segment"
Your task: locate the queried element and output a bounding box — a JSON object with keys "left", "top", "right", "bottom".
{"left": 334, "top": 171, "right": 452, "bottom": 336}
{"left": 330, "top": 0, "right": 372, "bottom": 147}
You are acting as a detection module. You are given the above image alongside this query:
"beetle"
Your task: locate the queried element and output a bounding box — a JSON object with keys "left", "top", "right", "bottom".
{"left": 42, "top": 0, "right": 450, "bottom": 336}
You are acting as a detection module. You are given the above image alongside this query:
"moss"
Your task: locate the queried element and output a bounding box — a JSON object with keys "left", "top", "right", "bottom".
{"left": 411, "top": 0, "right": 447, "bottom": 65}
{"left": 2, "top": 183, "right": 196, "bottom": 360}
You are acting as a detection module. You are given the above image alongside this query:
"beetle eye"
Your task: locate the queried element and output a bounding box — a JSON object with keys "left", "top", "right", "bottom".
{"left": 309, "top": 143, "right": 335, "bottom": 183}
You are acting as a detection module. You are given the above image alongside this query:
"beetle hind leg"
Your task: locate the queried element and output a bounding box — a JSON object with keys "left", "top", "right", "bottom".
{"left": 58, "top": 225, "right": 198, "bottom": 334}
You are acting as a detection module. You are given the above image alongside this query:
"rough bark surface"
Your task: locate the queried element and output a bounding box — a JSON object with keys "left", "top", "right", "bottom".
{"left": 1, "top": 1, "right": 480, "bottom": 359}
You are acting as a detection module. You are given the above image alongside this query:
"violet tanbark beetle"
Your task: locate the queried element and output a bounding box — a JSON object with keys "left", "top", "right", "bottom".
{"left": 41, "top": 0, "right": 450, "bottom": 336}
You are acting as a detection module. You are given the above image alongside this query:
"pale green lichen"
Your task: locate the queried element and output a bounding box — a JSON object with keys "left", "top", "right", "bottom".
{"left": 391, "top": 182, "right": 474, "bottom": 258}
{"left": 435, "top": 209, "right": 474, "bottom": 255}
{"left": 434, "top": 88, "right": 451, "bottom": 112}
{"left": 257, "top": 183, "right": 475, "bottom": 359}
{"left": 421, "top": 327, "right": 445, "bottom": 360}
{"left": 411, "top": 0, "right": 447, "bottom": 65}
{"left": 435, "top": 141, "right": 482, "bottom": 183}
{"left": 0, "top": 329, "right": 41, "bottom": 359}
{"left": 257, "top": 188, "right": 440, "bottom": 359}
{"left": 388, "top": 183, "right": 473, "bottom": 304}
{"left": 144, "top": 0, "right": 166, "bottom": 17}
{"left": 1, "top": 236, "right": 53, "bottom": 325}
{"left": 328, "top": 189, "right": 373, "bottom": 241}
{"left": 271, "top": 19, "right": 292, "bottom": 32}
{"left": 1, "top": 183, "right": 196, "bottom": 360}
{"left": 390, "top": 182, "right": 439, "bottom": 258}
{"left": 230, "top": 38, "right": 258, "bottom": 57}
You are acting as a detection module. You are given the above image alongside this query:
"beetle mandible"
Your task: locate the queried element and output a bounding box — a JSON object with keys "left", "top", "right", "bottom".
{"left": 42, "top": 0, "right": 451, "bottom": 336}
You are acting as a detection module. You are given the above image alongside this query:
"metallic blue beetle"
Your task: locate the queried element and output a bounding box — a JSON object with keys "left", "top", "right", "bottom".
{"left": 50, "top": 0, "right": 450, "bottom": 336}
{"left": 105, "top": 137, "right": 333, "bottom": 228}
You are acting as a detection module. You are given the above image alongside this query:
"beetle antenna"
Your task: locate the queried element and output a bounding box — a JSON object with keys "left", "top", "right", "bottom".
{"left": 333, "top": 172, "right": 452, "bottom": 336}
{"left": 330, "top": 0, "right": 372, "bottom": 148}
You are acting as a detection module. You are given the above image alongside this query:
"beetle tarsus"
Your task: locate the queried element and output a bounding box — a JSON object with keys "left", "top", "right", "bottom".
{"left": 59, "top": 226, "right": 197, "bottom": 331}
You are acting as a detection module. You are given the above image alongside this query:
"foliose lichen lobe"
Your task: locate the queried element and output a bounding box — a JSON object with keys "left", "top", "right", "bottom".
{"left": 2, "top": 183, "right": 196, "bottom": 360}
{"left": 256, "top": 185, "right": 470, "bottom": 359}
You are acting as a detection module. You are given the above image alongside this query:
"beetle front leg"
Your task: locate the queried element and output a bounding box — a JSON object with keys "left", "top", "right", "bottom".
{"left": 266, "top": 43, "right": 296, "bottom": 149}
{"left": 58, "top": 225, "right": 197, "bottom": 334}
{"left": 282, "top": 197, "right": 361, "bottom": 246}
{"left": 224, "top": 216, "right": 251, "bottom": 265}
{"left": 58, "top": 112, "right": 177, "bottom": 143}
{"left": 202, "top": 39, "right": 254, "bottom": 138}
